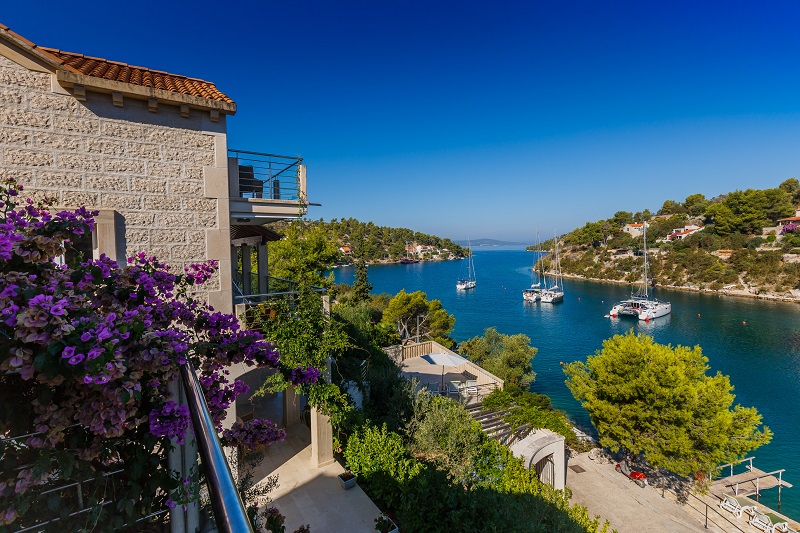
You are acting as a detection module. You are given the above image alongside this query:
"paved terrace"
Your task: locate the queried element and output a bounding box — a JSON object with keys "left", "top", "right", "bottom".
{"left": 388, "top": 340, "right": 504, "bottom": 405}
{"left": 567, "top": 451, "right": 798, "bottom": 533}
{"left": 237, "top": 375, "right": 381, "bottom": 532}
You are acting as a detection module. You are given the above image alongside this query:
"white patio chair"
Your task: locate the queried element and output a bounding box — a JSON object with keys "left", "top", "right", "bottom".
{"left": 718, "top": 493, "right": 757, "bottom": 518}
{"left": 464, "top": 379, "right": 478, "bottom": 396}
{"left": 749, "top": 511, "right": 793, "bottom": 533}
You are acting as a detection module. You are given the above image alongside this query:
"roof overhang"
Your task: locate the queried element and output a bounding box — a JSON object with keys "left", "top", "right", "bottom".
{"left": 0, "top": 24, "right": 235, "bottom": 114}
{"left": 56, "top": 70, "right": 236, "bottom": 114}
{"left": 230, "top": 224, "right": 282, "bottom": 242}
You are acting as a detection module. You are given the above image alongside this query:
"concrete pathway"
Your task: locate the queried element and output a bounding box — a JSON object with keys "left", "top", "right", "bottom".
{"left": 566, "top": 452, "right": 755, "bottom": 533}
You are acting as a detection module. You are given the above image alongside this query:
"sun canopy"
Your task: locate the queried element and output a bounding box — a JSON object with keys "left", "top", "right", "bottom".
{"left": 421, "top": 352, "right": 470, "bottom": 367}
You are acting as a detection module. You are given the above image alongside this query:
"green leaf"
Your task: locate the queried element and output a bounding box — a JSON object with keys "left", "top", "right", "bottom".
{"left": 33, "top": 352, "right": 48, "bottom": 372}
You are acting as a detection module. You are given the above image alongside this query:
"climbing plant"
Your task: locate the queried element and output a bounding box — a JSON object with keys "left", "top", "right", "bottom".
{"left": 0, "top": 178, "right": 313, "bottom": 529}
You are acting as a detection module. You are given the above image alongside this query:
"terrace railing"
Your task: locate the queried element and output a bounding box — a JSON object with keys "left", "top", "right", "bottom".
{"left": 234, "top": 275, "right": 325, "bottom": 306}
{"left": 229, "top": 149, "right": 304, "bottom": 202}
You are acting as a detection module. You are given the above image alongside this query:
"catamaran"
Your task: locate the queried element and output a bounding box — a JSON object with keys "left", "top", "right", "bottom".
{"left": 539, "top": 230, "right": 564, "bottom": 304}
{"left": 456, "top": 240, "right": 476, "bottom": 290}
{"left": 608, "top": 221, "right": 671, "bottom": 321}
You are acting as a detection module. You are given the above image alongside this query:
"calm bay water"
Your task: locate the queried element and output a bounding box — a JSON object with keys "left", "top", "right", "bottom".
{"left": 333, "top": 247, "right": 800, "bottom": 517}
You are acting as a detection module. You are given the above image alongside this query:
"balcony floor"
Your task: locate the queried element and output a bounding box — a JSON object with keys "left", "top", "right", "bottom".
{"left": 244, "top": 386, "right": 381, "bottom": 532}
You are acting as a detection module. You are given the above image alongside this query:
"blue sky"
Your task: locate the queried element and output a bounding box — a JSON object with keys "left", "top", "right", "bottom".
{"left": 5, "top": 1, "right": 800, "bottom": 242}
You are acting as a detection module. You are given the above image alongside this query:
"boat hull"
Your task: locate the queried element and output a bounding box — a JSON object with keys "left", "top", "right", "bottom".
{"left": 522, "top": 288, "right": 540, "bottom": 302}
{"left": 638, "top": 302, "right": 671, "bottom": 320}
{"left": 609, "top": 299, "right": 671, "bottom": 320}
{"left": 540, "top": 290, "right": 564, "bottom": 304}
{"left": 457, "top": 280, "right": 476, "bottom": 290}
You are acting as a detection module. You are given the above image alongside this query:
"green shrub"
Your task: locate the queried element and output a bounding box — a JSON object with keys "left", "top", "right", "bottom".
{"left": 344, "top": 424, "right": 424, "bottom": 509}
{"left": 406, "top": 392, "right": 484, "bottom": 481}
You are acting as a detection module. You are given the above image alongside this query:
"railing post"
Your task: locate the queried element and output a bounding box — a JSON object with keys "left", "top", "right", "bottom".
{"left": 168, "top": 380, "right": 187, "bottom": 533}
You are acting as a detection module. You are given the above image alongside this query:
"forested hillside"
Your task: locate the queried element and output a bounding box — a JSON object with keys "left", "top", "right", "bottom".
{"left": 268, "top": 218, "right": 467, "bottom": 263}
{"left": 537, "top": 179, "right": 800, "bottom": 297}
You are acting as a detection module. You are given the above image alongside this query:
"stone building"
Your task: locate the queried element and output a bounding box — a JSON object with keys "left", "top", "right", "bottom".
{"left": 0, "top": 23, "right": 308, "bottom": 315}
{"left": 0, "top": 24, "right": 336, "bottom": 529}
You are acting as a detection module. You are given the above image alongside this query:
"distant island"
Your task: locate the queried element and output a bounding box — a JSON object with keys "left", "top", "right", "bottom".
{"left": 454, "top": 238, "right": 525, "bottom": 247}
{"left": 532, "top": 179, "right": 800, "bottom": 302}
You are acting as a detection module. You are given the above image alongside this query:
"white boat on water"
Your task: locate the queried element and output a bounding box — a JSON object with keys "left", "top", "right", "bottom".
{"left": 523, "top": 232, "right": 544, "bottom": 302}
{"left": 540, "top": 230, "right": 564, "bottom": 304}
{"left": 609, "top": 296, "right": 671, "bottom": 320}
{"left": 457, "top": 240, "right": 476, "bottom": 290}
{"left": 522, "top": 283, "right": 540, "bottom": 302}
{"left": 608, "top": 221, "right": 671, "bottom": 321}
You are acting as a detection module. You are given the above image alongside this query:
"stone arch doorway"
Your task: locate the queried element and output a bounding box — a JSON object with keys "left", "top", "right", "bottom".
{"left": 509, "top": 429, "right": 566, "bottom": 491}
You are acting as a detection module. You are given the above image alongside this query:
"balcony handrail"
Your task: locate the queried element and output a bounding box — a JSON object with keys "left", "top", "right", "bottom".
{"left": 180, "top": 360, "right": 254, "bottom": 533}
{"left": 233, "top": 275, "right": 326, "bottom": 304}
{"left": 229, "top": 149, "right": 303, "bottom": 162}
{"left": 228, "top": 149, "right": 303, "bottom": 202}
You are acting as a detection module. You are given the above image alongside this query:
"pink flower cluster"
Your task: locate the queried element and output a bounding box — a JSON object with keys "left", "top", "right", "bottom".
{"left": 781, "top": 222, "right": 797, "bottom": 234}
{"left": 149, "top": 401, "right": 192, "bottom": 444}
{"left": 221, "top": 418, "right": 286, "bottom": 448}
{"left": 0, "top": 178, "right": 307, "bottom": 526}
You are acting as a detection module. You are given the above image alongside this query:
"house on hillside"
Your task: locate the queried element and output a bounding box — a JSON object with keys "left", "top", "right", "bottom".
{"left": 622, "top": 222, "right": 648, "bottom": 238}
{"left": 339, "top": 245, "right": 353, "bottom": 256}
{"left": 778, "top": 206, "right": 800, "bottom": 226}
{"left": 0, "top": 24, "right": 311, "bottom": 315}
{"left": 667, "top": 224, "right": 704, "bottom": 241}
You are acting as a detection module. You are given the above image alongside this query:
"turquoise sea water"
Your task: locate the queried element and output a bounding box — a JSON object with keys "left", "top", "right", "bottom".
{"left": 332, "top": 246, "right": 800, "bottom": 517}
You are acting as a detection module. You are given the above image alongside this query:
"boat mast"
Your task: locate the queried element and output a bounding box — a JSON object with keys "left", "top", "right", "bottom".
{"left": 642, "top": 221, "right": 649, "bottom": 299}
{"left": 552, "top": 229, "right": 561, "bottom": 290}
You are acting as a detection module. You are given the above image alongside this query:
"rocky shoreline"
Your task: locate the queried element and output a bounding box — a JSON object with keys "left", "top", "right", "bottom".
{"left": 560, "top": 272, "right": 800, "bottom": 304}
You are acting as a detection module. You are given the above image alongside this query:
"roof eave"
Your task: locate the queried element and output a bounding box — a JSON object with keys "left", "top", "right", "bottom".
{"left": 56, "top": 70, "right": 236, "bottom": 114}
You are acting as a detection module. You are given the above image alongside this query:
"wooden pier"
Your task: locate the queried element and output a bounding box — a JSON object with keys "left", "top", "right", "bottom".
{"left": 711, "top": 457, "right": 793, "bottom": 501}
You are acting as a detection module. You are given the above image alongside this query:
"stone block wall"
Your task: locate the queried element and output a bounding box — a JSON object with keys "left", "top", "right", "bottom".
{"left": 0, "top": 54, "right": 233, "bottom": 312}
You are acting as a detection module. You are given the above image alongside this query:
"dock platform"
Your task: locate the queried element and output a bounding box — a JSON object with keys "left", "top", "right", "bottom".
{"left": 711, "top": 458, "right": 793, "bottom": 500}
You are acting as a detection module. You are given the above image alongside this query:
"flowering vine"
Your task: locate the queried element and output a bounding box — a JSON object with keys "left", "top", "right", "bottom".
{"left": 0, "top": 177, "right": 317, "bottom": 529}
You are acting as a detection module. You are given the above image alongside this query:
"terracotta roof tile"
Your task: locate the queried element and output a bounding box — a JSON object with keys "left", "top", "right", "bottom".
{"left": 38, "top": 47, "right": 233, "bottom": 104}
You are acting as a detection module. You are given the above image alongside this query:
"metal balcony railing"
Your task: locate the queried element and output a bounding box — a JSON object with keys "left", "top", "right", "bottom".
{"left": 233, "top": 275, "right": 325, "bottom": 306}
{"left": 229, "top": 149, "right": 304, "bottom": 202}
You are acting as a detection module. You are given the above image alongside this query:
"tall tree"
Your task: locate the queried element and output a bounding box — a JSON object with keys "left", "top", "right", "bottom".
{"left": 564, "top": 332, "right": 771, "bottom": 478}
{"left": 352, "top": 260, "right": 372, "bottom": 303}
{"left": 610, "top": 211, "right": 634, "bottom": 228}
{"left": 684, "top": 193, "right": 709, "bottom": 217}
{"left": 779, "top": 178, "right": 800, "bottom": 204}
{"left": 268, "top": 221, "right": 339, "bottom": 286}
{"left": 459, "top": 327, "right": 537, "bottom": 389}
{"left": 381, "top": 290, "right": 455, "bottom": 346}
{"left": 659, "top": 200, "right": 686, "bottom": 215}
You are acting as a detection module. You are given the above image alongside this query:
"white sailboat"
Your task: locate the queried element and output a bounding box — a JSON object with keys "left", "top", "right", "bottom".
{"left": 523, "top": 232, "right": 544, "bottom": 302}
{"left": 540, "top": 230, "right": 564, "bottom": 304}
{"left": 456, "top": 239, "right": 476, "bottom": 290}
{"left": 609, "top": 221, "right": 671, "bottom": 321}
